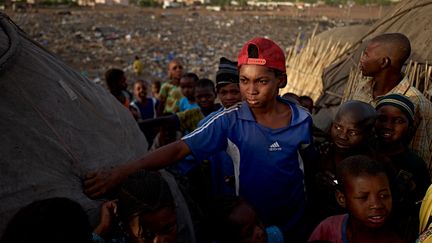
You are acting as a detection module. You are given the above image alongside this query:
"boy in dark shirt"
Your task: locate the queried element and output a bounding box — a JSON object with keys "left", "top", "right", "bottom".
{"left": 305, "top": 100, "right": 377, "bottom": 230}
{"left": 375, "top": 93, "right": 430, "bottom": 242}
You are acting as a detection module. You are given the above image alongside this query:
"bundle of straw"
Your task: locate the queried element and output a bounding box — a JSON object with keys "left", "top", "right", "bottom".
{"left": 405, "top": 60, "right": 432, "bottom": 99}
{"left": 342, "top": 67, "right": 365, "bottom": 102}
{"left": 343, "top": 61, "right": 432, "bottom": 101}
{"left": 281, "top": 26, "right": 351, "bottom": 101}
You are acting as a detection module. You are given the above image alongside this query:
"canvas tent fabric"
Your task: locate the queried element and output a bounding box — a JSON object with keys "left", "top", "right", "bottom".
{"left": 0, "top": 13, "right": 149, "bottom": 236}
{"left": 315, "top": 0, "right": 432, "bottom": 109}
{"left": 315, "top": 24, "right": 370, "bottom": 46}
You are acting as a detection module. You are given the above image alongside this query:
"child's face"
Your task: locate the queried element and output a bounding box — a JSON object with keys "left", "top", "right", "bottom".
{"left": 151, "top": 84, "right": 160, "bottom": 96}
{"left": 179, "top": 77, "right": 195, "bottom": 99}
{"left": 168, "top": 61, "right": 183, "bottom": 80}
{"left": 359, "top": 42, "right": 386, "bottom": 77}
{"left": 343, "top": 173, "right": 392, "bottom": 229}
{"left": 133, "top": 82, "right": 147, "bottom": 100}
{"left": 239, "top": 65, "right": 282, "bottom": 109}
{"left": 127, "top": 207, "right": 177, "bottom": 243}
{"left": 114, "top": 75, "right": 128, "bottom": 91}
{"left": 195, "top": 86, "right": 216, "bottom": 109}
{"left": 375, "top": 105, "right": 410, "bottom": 144}
{"left": 218, "top": 83, "right": 242, "bottom": 108}
{"left": 229, "top": 203, "right": 267, "bottom": 243}
{"left": 299, "top": 99, "right": 313, "bottom": 113}
{"left": 331, "top": 114, "right": 367, "bottom": 152}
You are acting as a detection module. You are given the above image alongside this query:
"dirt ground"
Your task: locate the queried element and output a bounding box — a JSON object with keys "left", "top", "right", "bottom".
{"left": 3, "top": 5, "right": 389, "bottom": 83}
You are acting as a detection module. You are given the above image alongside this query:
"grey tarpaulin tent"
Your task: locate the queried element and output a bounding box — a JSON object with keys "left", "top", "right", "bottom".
{"left": 0, "top": 13, "right": 149, "bottom": 235}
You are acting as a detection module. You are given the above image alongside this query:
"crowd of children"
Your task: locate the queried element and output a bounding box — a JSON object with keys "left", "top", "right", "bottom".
{"left": 3, "top": 33, "right": 432, "bottom": 243}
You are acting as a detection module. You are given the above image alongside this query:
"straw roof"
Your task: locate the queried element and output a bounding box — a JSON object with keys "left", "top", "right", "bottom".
{"left": 280, "top": 24, "right": 369, "bottom": 102}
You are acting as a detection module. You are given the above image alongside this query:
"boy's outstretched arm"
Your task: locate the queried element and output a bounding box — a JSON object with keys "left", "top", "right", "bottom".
{"left": 84, "top": 140, "right": 191, "bottom": 198}
{"left": 138, "top": 114, "right": 177, "bottom": 131}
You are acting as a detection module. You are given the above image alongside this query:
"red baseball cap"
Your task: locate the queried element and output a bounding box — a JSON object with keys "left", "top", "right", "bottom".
{"left": 237, "top": 37, "right": 286, "bottom": 72}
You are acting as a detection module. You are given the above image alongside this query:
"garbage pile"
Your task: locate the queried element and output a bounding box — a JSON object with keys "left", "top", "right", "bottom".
{"left": 6, "top": 7, "right": 362, "bottom": 85}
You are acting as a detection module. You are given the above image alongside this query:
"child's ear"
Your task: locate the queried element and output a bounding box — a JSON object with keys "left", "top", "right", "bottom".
{"left": 336, "top": 189, "right": 346, "bottom": 208}
{"left": 381, "top": 57, "right": 391, "bottom": 68}
{"left": 277, "top": 73, "right": 287, "bottom": 89}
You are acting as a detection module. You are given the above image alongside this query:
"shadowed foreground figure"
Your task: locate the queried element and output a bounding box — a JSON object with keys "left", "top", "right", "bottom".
{"left": 1, "top": 197, "right": 93, "bottom": 243}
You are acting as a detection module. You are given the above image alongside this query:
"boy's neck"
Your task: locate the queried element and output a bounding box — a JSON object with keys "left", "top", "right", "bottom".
{"left": 333, "top": 151, "right": 347, "bottom": 168}
{"left": 170, "top": 78, "right": 180, "bottom": 86}
{"left": 135, "top": 97, "right": 147, "bottom": 104}
{"left": 333, "top": 144, "right": 369, "bottom": 157}
{"left": 372, "top": 71, "right": 403, "bottom": 99}
{"left": 252, "top": 99, "right": 292, "bottom": 129}
{"left": 186, "top": 97, "right": 195, "bottom": 103}
{"left": 378, "top": 141, "right": 406, "bottom": 156}
{"left": 347, "top": 218, "right": 399, "bottom": 243}
{"left": 200, "top": 104, "right": 219, "bottom": 116}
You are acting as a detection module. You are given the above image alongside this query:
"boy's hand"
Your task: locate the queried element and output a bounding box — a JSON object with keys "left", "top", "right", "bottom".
{"left": 84, "top": 168, "right": 126, "bottom": 198}
{"left": 94, "top": 200, "right": 118, "bottom": 237}
{"left": 224, "top": 175, "right": 236, "bottom": 188}
{"left": 316, "top": 171, "right": 337, "bottom": 189}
